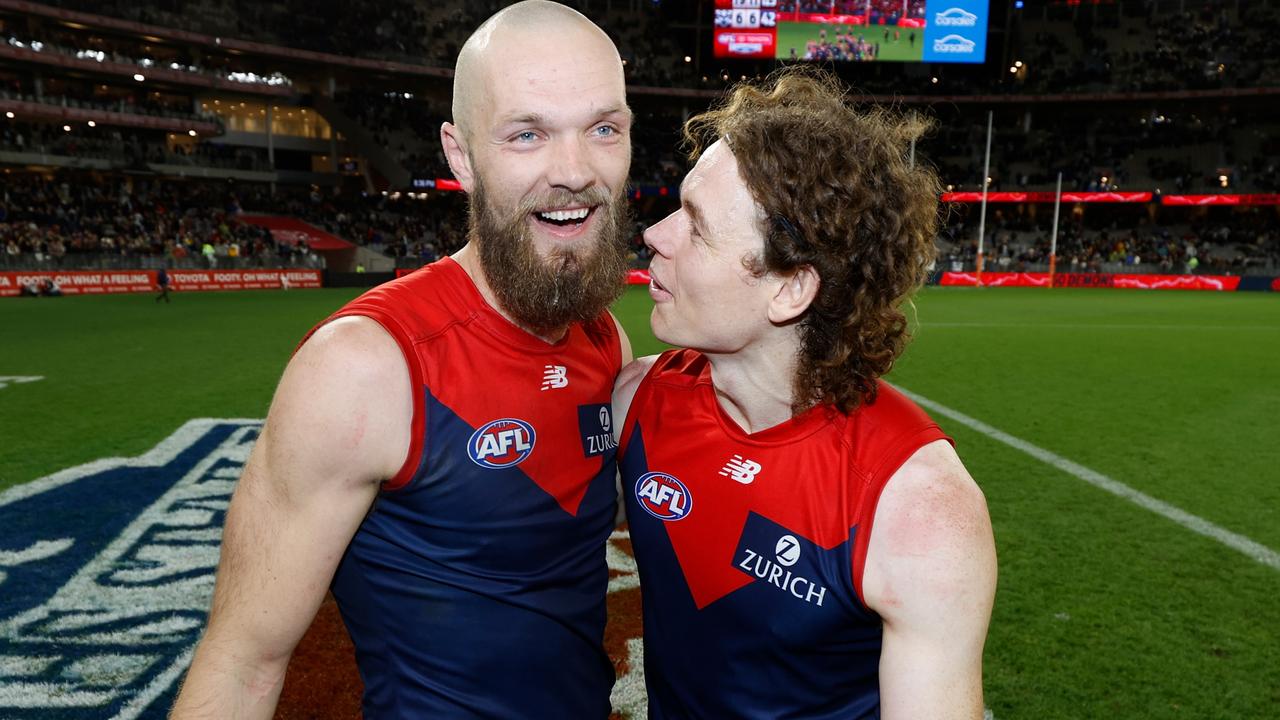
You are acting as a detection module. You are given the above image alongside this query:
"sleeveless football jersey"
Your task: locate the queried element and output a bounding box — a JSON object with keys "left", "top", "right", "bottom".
{"left": 619, "top": 349, "right": 951, "bottom": 719}
{"left": 310, "top": 258, "right": 622, "bottom": 718}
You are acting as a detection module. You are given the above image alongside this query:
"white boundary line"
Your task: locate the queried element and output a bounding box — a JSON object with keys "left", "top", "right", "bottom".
{"left": 922, "top": 322, "right": 1278, "bottom": 331}
{"left": 895, "top": 387, "right": 1280, "bottom": 572}
{"left": 0, "top": 375, "right": 44, "bottom": 390}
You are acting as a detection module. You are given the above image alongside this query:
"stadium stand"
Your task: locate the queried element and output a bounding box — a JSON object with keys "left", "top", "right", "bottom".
{"left": 0, "top": 0, "right": 1276, "bottom": 276}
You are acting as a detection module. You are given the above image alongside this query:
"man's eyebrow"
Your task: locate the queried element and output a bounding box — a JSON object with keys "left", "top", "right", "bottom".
{"left": 684, "top": 196, "right": 708, "bottom": 235}
{"left": 496, "top": 112, "right": 545, "bottom": 126}
{"left": 596, "top": 106, "right": 633, "bottom": 122}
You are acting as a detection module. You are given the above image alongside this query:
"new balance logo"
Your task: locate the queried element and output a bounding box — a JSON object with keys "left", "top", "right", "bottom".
{"left": 541, "top": 365, "right": 568, "bottom": 390}
{"left": 719, "top": 454, "right": 762, "bottom": 484}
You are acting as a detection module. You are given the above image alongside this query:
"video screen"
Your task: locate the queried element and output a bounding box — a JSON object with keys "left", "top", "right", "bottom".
{"left": 712, "top": 0, "right": 989, "bottom": 64}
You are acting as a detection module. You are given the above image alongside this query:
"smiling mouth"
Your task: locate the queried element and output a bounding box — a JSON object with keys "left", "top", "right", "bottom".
{"left": 533, "top": 206, "right": 595, "bottom": 228}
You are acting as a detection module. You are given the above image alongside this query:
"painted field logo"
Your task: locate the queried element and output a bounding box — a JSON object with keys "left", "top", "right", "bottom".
{"left": 468, "top": 418, "right": 536, "bottom": 469}
{"left": 634, "top": 471, "right": 691, "bottom": 521}
{"left": 0, "top": 418, "right": 260, "bottom": 719}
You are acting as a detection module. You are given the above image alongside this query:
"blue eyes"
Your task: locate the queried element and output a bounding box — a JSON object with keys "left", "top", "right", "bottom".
{"left": 509, "top": 126, "right": 620, "bottom": 144}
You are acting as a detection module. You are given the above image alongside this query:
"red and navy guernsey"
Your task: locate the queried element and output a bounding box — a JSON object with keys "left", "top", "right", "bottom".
{"left": 620, "top": 349, "right": 951, "bottom": 719}
{"left": 310, "top": 257, "right": 622, "bottom": 718}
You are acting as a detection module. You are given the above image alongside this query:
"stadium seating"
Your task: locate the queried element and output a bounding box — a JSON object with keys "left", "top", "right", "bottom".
{"left": 1, "top": 0, "right": 1276, "bottom": 274}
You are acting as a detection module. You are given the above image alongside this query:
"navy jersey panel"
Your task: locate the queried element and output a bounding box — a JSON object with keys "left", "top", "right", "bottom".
{"left": 622, "top": 427, "right": 880, "bottom": 720}
{"left": 618, "top": 349, "right": 949, "bottom": 719}
{"left": 314, "top": 259, "right": 622, "bottom": 718}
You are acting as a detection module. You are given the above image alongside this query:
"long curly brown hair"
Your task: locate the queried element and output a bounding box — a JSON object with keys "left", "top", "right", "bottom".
{"left": 683, "top": 67, "right": 941, "bottom": 413}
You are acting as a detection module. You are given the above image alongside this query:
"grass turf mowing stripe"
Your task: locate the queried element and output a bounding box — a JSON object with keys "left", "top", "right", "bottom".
{"left": 897, "top": 386, "right": 1280, "bottom": 571}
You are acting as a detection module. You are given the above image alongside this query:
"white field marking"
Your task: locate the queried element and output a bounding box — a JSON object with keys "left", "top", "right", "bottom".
{"left": 0, "top": 539, "right": 74, "bottom": 566}
{"left": 0, "top": 419, "right": 260, "bottom": 718}
{"left": 895, "top": 386, "right": 1280, "bottom": 572}
{"left": 609, "top": 637, "right": 646, "bottom": 718}
{"left": 0, "top": 417, "right": 262, "bottom": 507}
{"left": 921, "top": 322, "right": 1277, "bottom": 331}
{"left": 608, "top": 530, "right": 639, "bottom": 593}
{"left": 0, "top": 375, "right": 44, "bottom": 390}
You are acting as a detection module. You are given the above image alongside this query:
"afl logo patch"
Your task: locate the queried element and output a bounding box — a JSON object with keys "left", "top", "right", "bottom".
{"left": 634, "top": 471, "right": 692, "bottom": 521}
{"left": 468, "top": 418, "right": 536, "bottom": 469}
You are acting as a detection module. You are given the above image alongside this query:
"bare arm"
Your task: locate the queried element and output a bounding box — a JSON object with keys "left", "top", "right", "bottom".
{"left": 863, "top": 440, "right": 997, "bottom": 720}
{"left": 608, "top": 309, "right": 634, "bottom": 366}
{"left": 170, "top": 317, "right": 412, "bottom": 719}
{"left": 610, "top": 354, "right": 659, "bottom": 526}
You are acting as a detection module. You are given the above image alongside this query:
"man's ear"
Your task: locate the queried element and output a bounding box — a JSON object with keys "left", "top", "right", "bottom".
{"left": 440, "top": 121, "right": 475, "bottom": 192}
{"left": 767, "top": 265, "right": 820, "bottom": 325}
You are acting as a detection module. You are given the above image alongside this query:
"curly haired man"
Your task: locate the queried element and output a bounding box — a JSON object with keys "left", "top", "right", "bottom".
{"left": 613, "top": 67, "right": 997, "bottom": 719}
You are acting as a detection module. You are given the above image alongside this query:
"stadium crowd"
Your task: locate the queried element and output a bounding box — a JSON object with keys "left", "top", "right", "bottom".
{"left": 1017, "top": 2, "right": 1280, "bottom": 94}
{"left": 3, "top": 0, "right": 1275, "bottom": 276}
{"left": 4, "top": 166, "right": 1273, "bottom": 275}
{"left": 0, "top": 122, "right": 268, "bottom": 171}
{"left": 938, "top": 205, "right": 1280, "bottom": 274}
{"left": 0, "top": 174, "right": 320, "bottom": 269}
{"left": 22, "top": 0, "right": 1278, "bottom": 95}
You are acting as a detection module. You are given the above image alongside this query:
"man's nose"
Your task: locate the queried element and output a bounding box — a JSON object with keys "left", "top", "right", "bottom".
{"left": 546, "top": 136, "right": 594, "bottom": 193}
{"left": 642, "top": 211, "right": 680, "bottom": 256}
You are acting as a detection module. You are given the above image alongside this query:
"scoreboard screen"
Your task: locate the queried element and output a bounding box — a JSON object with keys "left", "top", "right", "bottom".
{"left": 713, "top": 0, "right": 989, "bottom": 64}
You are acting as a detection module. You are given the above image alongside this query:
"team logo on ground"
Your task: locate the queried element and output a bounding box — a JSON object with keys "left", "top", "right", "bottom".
{"left": 468, "top": 418, "right": 536, "bottom": 468}
{"left": 0, "top": 418, "right": 260, "bottom": 719}
{"left": 634, "top": 471, "right": 692, "bottom": 521}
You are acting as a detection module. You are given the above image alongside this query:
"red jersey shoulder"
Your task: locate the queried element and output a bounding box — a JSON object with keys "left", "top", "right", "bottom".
{"left": 646, "top": 348, "right": 710, "bottom": 389}
{"left": 336, "top": 260, "right": 474, "bottom": 339}
{"left": 576, "top": 312, "right": 623, "bottom": 368}
{"left": 844, "top": 381, "right": 949, "bottom": 484}
{"left": 860, "top": 381, "right": 937, "bottom": 428}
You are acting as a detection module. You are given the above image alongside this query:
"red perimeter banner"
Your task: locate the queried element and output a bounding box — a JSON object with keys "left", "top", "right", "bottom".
{"left": 942, "top": 191, "right": 1153, "bottom": 203}
{"left": 0, "top": 269, "right": 322, "bottom": 297}
{"left": 1159, "top": 194, "right": 1280, "bottom": 206}
{"left": 939, "top": 271, "right": 1241, "bottom": 291}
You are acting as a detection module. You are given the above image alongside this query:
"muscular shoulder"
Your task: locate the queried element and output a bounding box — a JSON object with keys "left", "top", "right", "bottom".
{"left": 269, "top": 316, "right": 413, "bottom": 485}
{"left": 295, "top": 316, "right": 406, "bottom": 377}
{"left": 610, "top": 354, "right": 660, "bottom": 442}
{"left": 862, "top": 440, "right": 996, "bottom": 623}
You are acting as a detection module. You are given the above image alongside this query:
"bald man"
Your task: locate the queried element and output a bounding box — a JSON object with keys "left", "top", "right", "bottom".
{"left": 170, "top": 3, "right": 634, "bottom": 717}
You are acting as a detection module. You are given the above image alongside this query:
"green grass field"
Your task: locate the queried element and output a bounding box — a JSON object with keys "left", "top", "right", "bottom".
{"left": 775, "top": 21, "right": 924, "bottom": 61}
{"left": 2, "top": 285, "right": 1278, "bottom": 718}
